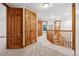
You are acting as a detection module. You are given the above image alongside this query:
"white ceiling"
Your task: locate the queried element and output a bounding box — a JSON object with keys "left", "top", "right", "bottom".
{"left": 7, "top": 3, "right": 72, "bottom": 21}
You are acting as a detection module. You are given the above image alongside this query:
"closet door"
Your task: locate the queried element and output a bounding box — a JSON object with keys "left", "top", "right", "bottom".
{"left": 38, "top": 21, "right": 42, "bottom": 36}
{"left": 25, "top": 10, "right": 37, "bottom": 46}
{"left": 25, "top": 11, "right": 31, "bottom": 45}
{"left": 7, "top": 8, "right": 23, "bottom": 48}
{"left": 30, "top": 13, "right": 37, "bottom": 43}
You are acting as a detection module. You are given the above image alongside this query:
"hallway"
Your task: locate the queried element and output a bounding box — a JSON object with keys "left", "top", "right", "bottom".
{"left": 0, "top": 3, "right": 76, "bottom": 56}
{"left": 0, "top": 32, "right": 74, "bottom": 56}
{"left": 0, "top": 39, "right": 63, "bottom": 56}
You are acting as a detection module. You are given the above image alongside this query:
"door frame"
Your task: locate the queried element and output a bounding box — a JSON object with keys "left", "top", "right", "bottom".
{"left": 54, "top": 20, "right": 61, "bottom": 30}
{"left": 41, "top": 21, "right": 47, "bottom": 32}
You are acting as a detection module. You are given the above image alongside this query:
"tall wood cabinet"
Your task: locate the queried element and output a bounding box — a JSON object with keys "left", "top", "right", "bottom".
{"left": 54, "top": 20, "right": 61, "bottom": 35}
{"left": 38, "top": 21, "right": 42, "bottom": 36}
{"left": 7, "top": 7, "right": 37, "bottom": 48}
{"left": 7, "top": 7, "right": 23, "bottom": 48}
{"left": 25, "top": 9, "right": 37, "bottom": 45}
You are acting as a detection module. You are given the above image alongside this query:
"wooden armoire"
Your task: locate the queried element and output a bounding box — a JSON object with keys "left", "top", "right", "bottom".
{"left": 38, "top": 21, "right": 42, "bottom": 36}
{"left": 7, "top": 7, "right": 37, "bottom": 48}
{"left": 25, "top": 9, "right": 37, "bottom": 45}
{"left": 7, "top": 7, "right": 23, "bottom": 48}
{"left": 54, "top": 20, "right": 61, "bottom": 35}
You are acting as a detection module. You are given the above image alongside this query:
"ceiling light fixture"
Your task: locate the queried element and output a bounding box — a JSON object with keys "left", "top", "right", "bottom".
{"left": 42, "top": 3, "right": 49, "bottom": 8}
{"left": 65, "top": 13, "right": 69, "bottom": 15}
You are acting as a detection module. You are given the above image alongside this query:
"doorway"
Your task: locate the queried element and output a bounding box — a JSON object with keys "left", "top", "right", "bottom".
{"left": 42, "top": 21, "right": 47, "bottom": 35}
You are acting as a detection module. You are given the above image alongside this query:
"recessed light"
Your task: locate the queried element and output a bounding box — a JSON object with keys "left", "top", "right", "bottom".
{"left": 65, "top": 13, "right": 69, "bottom": 15}
{"left": 52, "top": 16, "right": 56, "bottom": 19}
{"left": 42, "top": 3, "right": 49, "bottom": 8}
{"left": 66, "top": 20, "right": 72, "bottom": 23}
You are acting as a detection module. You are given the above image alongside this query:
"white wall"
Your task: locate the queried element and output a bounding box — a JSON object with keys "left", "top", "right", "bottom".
{"left": 0, "top": 4, "right": 6, "bottom": 48}
{"left": 0, "top": 4, "right": 6, "bottom": 37}
{"left": 61, "top": 20, "right": 72, "bottom": 30}
{"left": 76, "top": 4, "right": 79, "bottom": 55}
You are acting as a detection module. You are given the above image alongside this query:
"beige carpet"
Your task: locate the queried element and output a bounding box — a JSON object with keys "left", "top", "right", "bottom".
{"left": 0, "top": 43, "right": 64, "bottom": 56}
{"left": 0, "top": 32, "right": 74, "bottom": 56}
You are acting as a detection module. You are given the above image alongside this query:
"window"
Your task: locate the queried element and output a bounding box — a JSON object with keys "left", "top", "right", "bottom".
{"left": 43, "top": 22, "right": 46, "bottom": 31}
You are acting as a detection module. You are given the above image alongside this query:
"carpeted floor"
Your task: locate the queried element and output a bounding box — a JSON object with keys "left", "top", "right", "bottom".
{"left": 0, "top": 32, "right": 74, "bottom": 56}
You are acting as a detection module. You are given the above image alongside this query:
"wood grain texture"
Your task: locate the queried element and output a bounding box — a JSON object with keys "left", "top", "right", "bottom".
{"left": 25, "top": 9, "right": 37, "bottom": 46}
{"left": 72, "top": 3, "right": 76, "bottom": 50}
{"left": 38, "top": 21, "right": 42, "bottom": 36}
{"left": 7, "top": 7, "right": 23, "bottom": 49}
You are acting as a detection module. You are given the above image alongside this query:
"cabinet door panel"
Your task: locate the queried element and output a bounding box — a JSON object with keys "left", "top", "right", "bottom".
{"left": 7, "top": 8, "right": 23, "bottom": 49}
{"left": 38, "top": 21, "right": 42, "bottom": 36}
{"left": 30, "top": 14, "right": 36, "bottom": 43}
{"left": 25, "top": 13, "right": 31, "bottom": 45}
{"left": 25, "top": 10, "right": 37, "bottom": 46}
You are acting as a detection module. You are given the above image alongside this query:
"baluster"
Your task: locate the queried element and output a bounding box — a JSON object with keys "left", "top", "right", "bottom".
{"left": 70, "top": 32, "right": 71, "bottom": 48}
{"left": 66, "top": 32, "right": 68, "bottom": 48}
{"left": 68, "top": 32, "right": 69, "bottom": 48}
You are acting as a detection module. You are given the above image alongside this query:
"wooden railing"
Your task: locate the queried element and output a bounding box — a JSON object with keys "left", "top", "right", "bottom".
{"left": 46, "top": 30, "right": 72, "bottom": 49}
